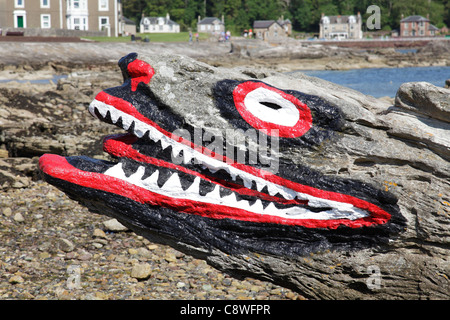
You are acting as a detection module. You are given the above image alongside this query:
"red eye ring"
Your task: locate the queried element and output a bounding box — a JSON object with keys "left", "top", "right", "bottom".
{"left": 232, "top": 81, "right": 312, "bottom": 138}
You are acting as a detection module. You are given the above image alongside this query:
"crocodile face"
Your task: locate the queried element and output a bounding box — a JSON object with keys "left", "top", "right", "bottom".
{"left": 39, "top": 53, "right": 405, "bottom": 256}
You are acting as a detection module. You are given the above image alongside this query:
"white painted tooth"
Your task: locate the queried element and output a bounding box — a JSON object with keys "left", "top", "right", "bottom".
{"left": 206, "top": 184, "right": 221, "bottom": 199}
{"left": 255, "top": 181, "right": 266, "bottom": 192}
{"left": 236, "top": 199, "right": 252, "bottom": 211}
{"left": 97, "top": 105, "right": 108, "bottom": 117}
{"left": 283, "top": 190, "right": 296, "bottom": 200}
{"left": 274, "top": 188, "right": 294, "bottom": 200}
{"left": 251, "top": 199, "right": 264, "bottom": 213}
{"left": 183, "top": 150, "right": 194, "bottom": 164}
{"left": 104, "top": 162, "right": 126, "bottom": 179}
{"left": 161, "top": 173, "right": 183, "bottom": 192}
{"left": 267, "top": 184, "right": 279, "bottom": 196}
{"left": 186, "top": 176, "right": 201, "bottom": 194}
{"left": 109, "top": 109, "right": 119, "bottom": 123}
{"left": 142, "top": 170, "right": 159, "bottom": 188}
{"left": 133, "top": 121, "right": 147, "bottom": 138}
{"left": 121, "top": 116, "right": 133, "bottom": 130}
{"left": 208, "top": 166, "right": 218, "bottom": 174}
{"left": 129, "top": 166, "right": 146, "bottom": 181}
{"left": 160, "top": 137, "right": 170, "bottom": 150}
{"left": 242, "top": 177, "right": 252, "bottom": 189}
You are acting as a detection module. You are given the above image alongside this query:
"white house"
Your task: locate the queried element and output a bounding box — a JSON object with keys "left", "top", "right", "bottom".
{"left": 140, "top": 13, "right": 180, "bottom": 33}
{"left": 319, "top": 13, "right": 363, "bottom": 40}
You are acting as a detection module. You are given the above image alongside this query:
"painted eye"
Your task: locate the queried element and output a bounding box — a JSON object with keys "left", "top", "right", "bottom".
{"left": 233, "top": 81, "right": 312, "bottom": 138}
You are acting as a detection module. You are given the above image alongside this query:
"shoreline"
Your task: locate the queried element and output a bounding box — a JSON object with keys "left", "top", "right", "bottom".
{"left": 0, "top": 39, "right": 448, "bottom": 74}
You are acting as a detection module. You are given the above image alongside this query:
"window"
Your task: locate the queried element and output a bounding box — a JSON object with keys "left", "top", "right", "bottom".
{"left": 15, "top": 0, "right": 24, "bottom": 8}
{"left": 99, "top": 17, "right": 109, "bottom": 30}
{"left": 71, "top": 0, "right": 86, "bottom": 9}
{"left": 99, "top": 0, "right": 108, "bottom": 11}
{"left": 41, "top": 0, "right": 50, "bottom": 8}
{"left": 41, "top": 14, "right": 51, "bottom": 28}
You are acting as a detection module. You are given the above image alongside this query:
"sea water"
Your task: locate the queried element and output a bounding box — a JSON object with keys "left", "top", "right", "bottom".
{"left": 291, "top": 66, "right": 450, "bottom": 98}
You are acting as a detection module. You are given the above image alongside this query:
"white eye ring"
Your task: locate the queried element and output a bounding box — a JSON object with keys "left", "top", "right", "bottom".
{"left": 243, "top": 87, "right": 300, "bottom": 127}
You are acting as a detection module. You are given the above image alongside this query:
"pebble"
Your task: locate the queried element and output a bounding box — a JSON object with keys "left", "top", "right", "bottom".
{"left": 131, "top": 263, "right": 152, "bottom": 280}
{"left": 9, "top": 275, "right": 24, "bottom": 284}
{"left": 13, "top": 212, "right": 25, "bottom": 222}
{"left": 2, "top": 207, "right": 12, "bottom": 217}
{"left": 93, "top": 228, "right": 107, "bottom": 238}
{"left": 103, "top": 218, "right": 128, "bottom": 232}
{"left": 58, "top": 238, "right": 75, "bottom": 252}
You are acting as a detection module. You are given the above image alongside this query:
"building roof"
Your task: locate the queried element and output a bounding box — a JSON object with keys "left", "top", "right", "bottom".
{"left": 198, "top": 17, "right": 223, "bottom": 25}
{"left": 253, "top": 20, "right": 281, "bottom": 29}
{"left": 429, "top": 24, "right": 439, "bottom": 31}
{"left": 140, "top": 16, "right": 179, "bottom": 26}
{"left": 321, "top": 15, "right": 359, "bottom": 24}
{"left": 400, "top": 15, "right": 429, "bottom": 22}
{"left": 121, "top": 17, "right": 136, "bottom": 25}
{"left": 278, "top": 18, "right": 291, "bottom": 26}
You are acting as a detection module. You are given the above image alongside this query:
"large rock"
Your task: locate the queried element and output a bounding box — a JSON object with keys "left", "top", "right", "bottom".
{"left": 395, "top": 81, "right": 450, "bottom": 123}
{"left": 37, "top": 53, "right": 449, "bottom": 299}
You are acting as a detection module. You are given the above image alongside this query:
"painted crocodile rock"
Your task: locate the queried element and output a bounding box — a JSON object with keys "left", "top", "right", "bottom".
{"left": 39, "top": 53, "right": 405, "bottom": 257}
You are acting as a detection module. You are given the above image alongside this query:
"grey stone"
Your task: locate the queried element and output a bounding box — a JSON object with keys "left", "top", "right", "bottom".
{"left": 395, "top": 82, "right": 450, "bottom": 123}
{"left": 131, "top": 263, "right": 152, "bottom": 280}
{"left": 58, "top": 238, "right": 75, "bottom": 252}
{"left": 102, "top": 218, "right": 128, "bottom": 232}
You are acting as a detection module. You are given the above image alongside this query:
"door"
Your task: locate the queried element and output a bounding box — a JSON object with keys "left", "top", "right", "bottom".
{"left": 17, "top": 16, "right": 24, "bottom": 28}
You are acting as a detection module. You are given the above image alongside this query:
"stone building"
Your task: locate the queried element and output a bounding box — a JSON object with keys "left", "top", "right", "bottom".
{"left": 400, "top": 15, "right": 438, "bottom": 37}
{"left": 319, "top": 13, "right": 363, "bottom": 40}
{"left": 253, "top": 20, "right": 288, "bottom": 41}
{"left": 197, "top": 16, "right": 225, "bottom": 34}
{"left": 0, "top": 0, "right": 125, "bottom": 37}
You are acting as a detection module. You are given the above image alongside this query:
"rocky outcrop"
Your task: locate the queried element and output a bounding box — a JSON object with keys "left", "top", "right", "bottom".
{"left": 0, "top": 67, "right": 122, "bottom": 190}
{"left": 2, "top": 53, "right": 449, "bottom": 299}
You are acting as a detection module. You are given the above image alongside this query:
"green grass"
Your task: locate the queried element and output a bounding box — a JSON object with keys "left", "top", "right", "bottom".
{"left": 84, "top": 32, "right": 210, "bottom": 43}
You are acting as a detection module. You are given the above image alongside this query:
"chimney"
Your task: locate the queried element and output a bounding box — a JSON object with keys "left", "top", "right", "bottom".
{"left": 198, "top": 15, "right": 201, "bottom": 23}
{"left": 426, "top": 13, "right": 429, "bottom": 20}
{"left": 166, "top": 13, "right": 170, "bottom": 21}
{"left": 222, "top": 15, "right": 224, "bottom": 24}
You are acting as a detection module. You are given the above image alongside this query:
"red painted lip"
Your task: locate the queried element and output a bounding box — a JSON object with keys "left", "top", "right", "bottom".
{"left": 39, "top": 136, "right": 391, "bottom": 229}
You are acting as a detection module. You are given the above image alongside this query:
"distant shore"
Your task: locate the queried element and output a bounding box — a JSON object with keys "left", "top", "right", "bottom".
{"left": 0, "top": 38, "right": 448, "bottom": 75}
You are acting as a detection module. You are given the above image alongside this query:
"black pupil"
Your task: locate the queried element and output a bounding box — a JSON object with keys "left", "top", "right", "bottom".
{"left": 260, "top": 101, "right": 282, "bottom": 110}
